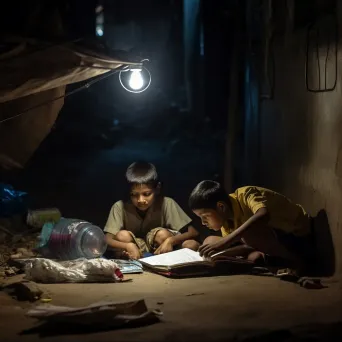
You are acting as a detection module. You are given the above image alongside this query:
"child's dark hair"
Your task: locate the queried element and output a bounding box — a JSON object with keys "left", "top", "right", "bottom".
{"left": 126, "top": 161, "right": 159, "bottom": 187}
{"left": 189, "top": 180, "right": 230, "bottom": 210}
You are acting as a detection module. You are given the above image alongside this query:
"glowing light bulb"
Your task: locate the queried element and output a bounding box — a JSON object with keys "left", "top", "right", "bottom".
{"left": 129, "top": 70, "right": 144, "bottom": 90}
{"left": 96, "top": 27, "right": 104, "bottom": 36}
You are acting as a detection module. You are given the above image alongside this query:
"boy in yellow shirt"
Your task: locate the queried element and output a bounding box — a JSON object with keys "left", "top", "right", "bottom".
{"left": 189, "top": 180, "right": 314, "bottom": 273}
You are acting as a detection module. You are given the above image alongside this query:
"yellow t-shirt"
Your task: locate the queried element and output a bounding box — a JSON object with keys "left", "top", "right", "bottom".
{"left": 221, "top": 186, "right": 311, "bottom": 237}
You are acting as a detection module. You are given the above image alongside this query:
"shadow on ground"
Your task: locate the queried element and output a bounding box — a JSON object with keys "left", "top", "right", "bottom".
{"left": 20, "top": 320, "right": 342, "bottom": 341}
{"left": 20, "top": 314, "right": 161, "bottom": 337}
{"left": 312, "top": 209, "right": 335, "bottom": 277}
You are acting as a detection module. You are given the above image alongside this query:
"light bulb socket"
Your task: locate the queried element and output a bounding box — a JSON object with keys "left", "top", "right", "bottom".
{"left": 129, "top": 64, "right": 143, "bottom": 72}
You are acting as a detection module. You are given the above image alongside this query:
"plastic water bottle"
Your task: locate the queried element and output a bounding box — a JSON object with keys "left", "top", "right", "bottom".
{"left": 39, "top": 218, "right": 107, "bottom": 260}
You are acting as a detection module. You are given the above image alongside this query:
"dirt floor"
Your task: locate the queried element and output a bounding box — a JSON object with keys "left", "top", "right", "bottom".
{"left": 1, "top": 272, "right": 342, "bottom": 342}
{"left": 1, "top": 109, "right": 341, "bottom": 341}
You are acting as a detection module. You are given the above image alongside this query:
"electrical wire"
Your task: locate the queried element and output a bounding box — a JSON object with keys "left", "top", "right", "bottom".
{"left": 305, "top": 14, "right": 338, "bottom": 92}
{"left": 0, "top": 66, "right": 127, "bottom": 125}
{"left": 316, "top": 28, "right": 321, "bottom": 90}
{"left": 325, "top": 26, "right": 330, "bottom": 89}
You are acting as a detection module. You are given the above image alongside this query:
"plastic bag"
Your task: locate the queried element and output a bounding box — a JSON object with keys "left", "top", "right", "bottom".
{"left": 0, "top": 183, "right": 28, "bottom": 217}
{"left": 24, "top": 258, "right": 123, "bottom": 283}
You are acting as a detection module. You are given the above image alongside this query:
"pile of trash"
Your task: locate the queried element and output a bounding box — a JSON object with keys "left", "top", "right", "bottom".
{"left": 0, "top": 183, "right": 33, "bottom": 276}
{"left": 0, "top": 182, "right": 110, "bottom": 282}
{"left": 0, "top": 183, "right": 42, "bottom": 277}
{"left": 0, "top": 217, "right": 40, "bottom": 278}
{"left": 25, "top": 258, "right": 124, "bottom": 283}
{"left": 0, "top": 183, "right": 143, "bottom": 289}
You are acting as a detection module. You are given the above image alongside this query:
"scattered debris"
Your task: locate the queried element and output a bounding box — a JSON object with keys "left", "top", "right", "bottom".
{"left": 0, "top": 219, "right": 40, "bottom": 278}
{"left": 251, "top": 267, "right": 274, "bottom": 277}
{"left": 277, "top": 268, "right": 299, "bottom": 283}
{"left": 12, "top": 247, "right": 36, "bottom": 259}
{"left": 6, "top": 258, "right": 28, "bottom": 271}
{"left": 40, "top": 297, "right": 52, "bottom": 303}
{"left": 186, "top": 292, "right": 205, "bottom": 297}
{"left": 120, "top": 278, "right": 133, "bottom": 283}
{"left": 276, "top": 268, "right": 325, "bottom": 289}
{"left": 298, "top": 277, "right": 325, "bottom": 289}
{"left": 4, "top": 280, "right": 44, "bottom": 302}
{"left": 251, "top": 267, "right": 325, "bottom": 289}
{"left": 5, "top": 266, "right": 20, "bottom": 276}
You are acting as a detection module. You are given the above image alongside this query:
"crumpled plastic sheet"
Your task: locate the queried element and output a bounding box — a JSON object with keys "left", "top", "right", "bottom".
{"left": 24, "top": 258, "right": 123, "bottom": 283}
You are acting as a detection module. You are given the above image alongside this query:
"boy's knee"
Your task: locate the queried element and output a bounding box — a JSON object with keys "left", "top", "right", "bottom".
{"left": 154, "top": 228, "right": 173, "bottom": 245}
{"left": 203, "top": 236, "right": 223, "bottom": 245}
{"left": 247, "top": 251, "right": 265, "bottom": 263}
{"left": 115, "top": 230, "right": 134, "bottom": 243}
{"left": 182, "top": 239, "right": 200, "bottom": 251}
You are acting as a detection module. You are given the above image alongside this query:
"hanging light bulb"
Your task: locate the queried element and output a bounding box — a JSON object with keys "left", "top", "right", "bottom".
{"left": 96, "top": 26, "right": 104, "bottom": 37}
{"left": 119, "top": 61, "right": 151, "bottom": 93}
{"left": 129, "top": 69, "right": 144, "bottom": 90}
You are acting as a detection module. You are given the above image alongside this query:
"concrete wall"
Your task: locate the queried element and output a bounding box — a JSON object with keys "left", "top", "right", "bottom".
{"left": 252, "top": 10, "right": 342, "bottom": 276}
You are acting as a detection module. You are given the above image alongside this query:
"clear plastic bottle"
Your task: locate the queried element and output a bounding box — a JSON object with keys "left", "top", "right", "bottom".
{"left": 40, "top": 218, "right": 107, "bottom": 260}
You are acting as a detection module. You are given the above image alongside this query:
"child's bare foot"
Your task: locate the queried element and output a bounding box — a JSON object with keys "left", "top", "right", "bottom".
{"left": 125, "top": 242, "right": 141, "bottom": 260}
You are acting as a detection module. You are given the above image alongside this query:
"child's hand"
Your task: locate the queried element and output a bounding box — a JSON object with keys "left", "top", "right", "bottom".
{"left": 154, "top": 237, "right": 174, "bottom": 255}
{"left": 125, "top": 242, "right": 141, "bottom": 260}
{"left": 199, "top": 238, "right": 228, "bottom": 258}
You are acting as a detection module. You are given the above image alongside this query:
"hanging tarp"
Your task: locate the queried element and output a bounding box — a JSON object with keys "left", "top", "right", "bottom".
{"left": 0, "top": 37, "right": 139, "bottom": 171}
{"left": 0, "top": 86, "right": 67, "bottom": 171}
{"left": 0, "top": 37, "right": 138, "bottom": 104}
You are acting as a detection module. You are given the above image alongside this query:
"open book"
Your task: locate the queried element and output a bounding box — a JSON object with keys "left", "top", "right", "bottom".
{"left": 138, "top": 248, "right": 254, "bottom": 277}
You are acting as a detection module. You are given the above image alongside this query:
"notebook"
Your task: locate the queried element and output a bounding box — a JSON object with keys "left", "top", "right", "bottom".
{"left": 110, "top": 259, "right": 143, "bottom": 274}
{"left": 138, "top": 248, "right": 254, "bottom": 277}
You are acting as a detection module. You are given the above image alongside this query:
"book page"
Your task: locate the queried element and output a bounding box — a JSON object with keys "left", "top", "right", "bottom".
{"left": 139, "top": 248, "right": 204, "bottom": 267}
{"left": 210, "top": 249, "right": 253, "bottom": 263}
{"left": 210, "top": 249, "right": 232, "bottom": 259}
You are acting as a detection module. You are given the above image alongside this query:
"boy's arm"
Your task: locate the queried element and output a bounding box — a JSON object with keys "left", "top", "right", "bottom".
{"left": 221, "top": 186, "right": 269, "bottom": 244}
{"left": 199, "top": 208, "right": 269, "bottom": 257}
{"left": 104, "top": 201, "right": 134, "bottom": 251}
{"left": 169, "top": 224, "right": 199, "bottom": 246}
{"left": 224, "top": 207, "right": 269, "bottom": 244}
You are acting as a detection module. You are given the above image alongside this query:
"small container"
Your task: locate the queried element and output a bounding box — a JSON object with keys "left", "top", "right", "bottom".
{"left": 39, "top": 218, "right": 107, "bottom": 260}
{"left": 27, "top": 208, "right": 62, "bottom": 228}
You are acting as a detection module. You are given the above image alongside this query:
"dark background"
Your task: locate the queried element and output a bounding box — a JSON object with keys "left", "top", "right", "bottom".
{"left": 0, "top": 0, "right": 235, "bottom": 239}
